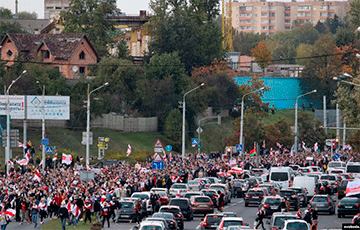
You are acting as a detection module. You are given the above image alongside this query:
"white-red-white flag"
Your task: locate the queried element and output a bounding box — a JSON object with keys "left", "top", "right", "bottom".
{"left": 169, "top": 152, "right": 173, "bottom": 162}
{"left": 276, "top": 142, "right": 283, "bottom": 149}
{"left": 314, "top": 142, "right": 319, "bottom": 152}
{"left": 302, "top": 141, "right": 307, "bottom": 151}
{"left": 162, "top": 148, "right": 167, "bottom": 161}
{"left": 7, "top": 161, "right": 14, "bottom": 168}
{"left": 62, "top": 153, "right": 73, "bottom": 165}
{"left": 33, "top": 170, "right": 41, "bottom": 182}
{"left": 17, "top": 142, "right": 26, "bottom": 149}
{"left": 126, "top": 144, "right": 132, "bottom": 156}
{"left": 16, "top": 158, "right": 29, "bottom": 166}
{"left": 4, "top": 208, "right": 16, "bottom": 218}
{"left": 52, "top": 153, "right": 57, "bottom": 161}
{"left": 86, "top": 162, "right": 90, "bottom": 171}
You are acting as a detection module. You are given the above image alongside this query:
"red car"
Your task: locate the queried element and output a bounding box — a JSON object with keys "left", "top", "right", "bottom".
{"left": 156, "top": 191, "right": 169, "bottom": 205}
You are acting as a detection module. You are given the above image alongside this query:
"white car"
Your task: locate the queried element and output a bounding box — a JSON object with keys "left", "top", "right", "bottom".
{"left": 138, "top": 221, "right": 165, "bottom": 230}
{"left": 169, "top": 183, "right": 190, "bottom": 197}
{"left": 131, "top": 192, "right": 153, "bottom": 214}
{"left": 278, "top": 219, "right": 310, "bottom": 230}
{"left": 217, "top": 217, "right": 247, "bottom": 230}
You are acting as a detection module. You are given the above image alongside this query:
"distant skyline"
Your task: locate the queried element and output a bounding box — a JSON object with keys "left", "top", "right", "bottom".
{"left": 0, "top": 0, "right": 151, "bottom": 18}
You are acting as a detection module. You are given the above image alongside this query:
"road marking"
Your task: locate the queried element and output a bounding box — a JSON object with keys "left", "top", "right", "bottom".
{"left": 196, "top": 224, "right": 200, "bottom": 229}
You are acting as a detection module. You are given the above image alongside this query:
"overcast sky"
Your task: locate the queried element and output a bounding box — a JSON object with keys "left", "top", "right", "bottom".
{"left": 0, "top": 0, "right": 151, "bottom": 18}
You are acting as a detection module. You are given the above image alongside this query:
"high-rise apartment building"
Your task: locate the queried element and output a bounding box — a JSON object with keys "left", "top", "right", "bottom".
{"left": 232, "top": 0, "right": 348, "bottom": 34}
{"left": 44, "top": 0, "right": 70, "bottom": 19}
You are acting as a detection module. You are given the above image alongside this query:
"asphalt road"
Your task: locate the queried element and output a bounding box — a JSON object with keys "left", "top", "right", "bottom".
{"left": 4, "top": 196, "right": 353, "bottom": 229}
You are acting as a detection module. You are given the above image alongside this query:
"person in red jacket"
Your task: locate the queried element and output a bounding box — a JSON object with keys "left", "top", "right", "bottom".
{"left": 101, "top": 200, "right": 110, "bottom": 228}
{"left": 84, "top": 198, "right": 92, "bottom": 224}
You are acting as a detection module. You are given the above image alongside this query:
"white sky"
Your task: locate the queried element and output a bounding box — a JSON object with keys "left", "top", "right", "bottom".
{"left": 0, "top": 0, "right": 151, "bottom": 18}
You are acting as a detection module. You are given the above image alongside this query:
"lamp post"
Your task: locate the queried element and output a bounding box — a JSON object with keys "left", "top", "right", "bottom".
{"left": 86, "top": 82, "right": 109, "bottom": 169}
{"left": 239, "top": 87, "right": 264, "bottom": 155}
{"left": 294, "top": 89, "right": 317, "bottom": 154}
{"left": 6, "top": 70, "right": 26, "bottom": 175}
{"left": 36, "top": 81, "right": 46, "bottom": 170}
{"left": 181, "top": 83, "right": 205, "bottom": 160}
{"left": 333, "top": 76, "right": 360, "bottom": 87}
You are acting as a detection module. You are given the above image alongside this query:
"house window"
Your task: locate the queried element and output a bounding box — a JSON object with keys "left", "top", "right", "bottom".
{"left": 7, "top": 50, "right": 13, "bottom": 57}
{"left": 41, "top": 50, "right": 50, "bottom": 59}
{"left": 79, "top": 67, "right": 85, "bottom": 73}
{"left": 79, "top": 51, "right": 85, "bottom": 60}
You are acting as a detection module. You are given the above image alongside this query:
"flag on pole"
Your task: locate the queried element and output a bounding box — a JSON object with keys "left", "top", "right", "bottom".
{"left": 249, "top": 147, "right": 256, "bottom": 156}
{"left": 126, "top": 144, "right": 132, "bottom": 156}
{"left": 25, "top": 150, "right": 31, "bottom": 160}
{"left": 302, "top": 141, "right": 307, "bottom": 151}
{"left": 262, "top": 140, "right": 266, "bottom": 148}
{"left": 7, "top": 161, "right": 14, "bottom": 168}
{"left": 16, "top": 158, "right": 29, "bottom": 166}
{"left": 270, "top": 148, "right": 274, "bottom": 155}
{"left": 4, "top": 208, "right": 16, "bottom": 218}
{"left": 290, "top": 146, "right": 294, "bottom": 157}
{"left": 86, "top": 162, "right": 90, "bottom": 171}
{"left": 314, "top": 142, "right": 319, "bottom": 152}
{"left": 169, "top": 152, "right": 173, "bottom": 162}
{"left": 52, "top": 153, "right": 57, "bottom": 161}
{"left": 161, "top": 148, "right": 167, "bottom": 161}
{"left": 33, "top": 170, "right": 41, "bottom": 182}
{"left": 276, "top": 142, "right": 283, "bottom": 149}
{"left": 62, "top": 153, "right": 73, "bottom": 165}
{"left": 39, "top": 159, "right": 44, "bottom": 167}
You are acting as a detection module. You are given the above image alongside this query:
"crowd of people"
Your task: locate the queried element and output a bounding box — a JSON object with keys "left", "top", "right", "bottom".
{"left": 0, "top": 148, "right": 357, "bottom": 229}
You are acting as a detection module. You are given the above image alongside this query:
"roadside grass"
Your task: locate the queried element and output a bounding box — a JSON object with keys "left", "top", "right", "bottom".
{"left": 261, "top": 109, "right": 315, "bottom": 124}
{"left": 42, "top": 218, "right": 91, "bottom": 230}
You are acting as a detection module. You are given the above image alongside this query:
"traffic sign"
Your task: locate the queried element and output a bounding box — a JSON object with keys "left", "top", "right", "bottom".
{"left": 153, "top": 153, "right": 163, "bottom": 161}
{"left": 236, "top": 144, "right": 243, "bottom": 152}
{"left": 154, "top": 148, "right": 163, "bottom": 153}
{"left": 166, "top": 145, "right": 172, "bottom": 151}
{"left": 41, "top": 138, "right": 49, "bottom": 146}
{"left": 192, "top": 138, "right": 198, "bottom": 147}
{"left": 334, "top": 153, "right": 340, "bottom": 159}
{"left": 45, "top": 146, "right": 53, "bottom": 154}
{"left": 196, "top": 127, "right": 203, "bottom": 134}
{"left": 152, "top": 161, "right": 164, "bottom": 170}
{"left": 154, "top": 139, "right": 163, "bottom": 148}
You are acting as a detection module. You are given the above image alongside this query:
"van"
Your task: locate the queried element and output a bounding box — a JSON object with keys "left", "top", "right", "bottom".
{"left": 269, "top": 167, "right": 293, "bottom": 189}
{"left": 346, "top": 162, "right": 360, "bottom": 178}
{"left": 292, "top": 176, "right": 317, "bottom": 199}
{"left": 327, "top": 161, "right": 346, "bottom": 173}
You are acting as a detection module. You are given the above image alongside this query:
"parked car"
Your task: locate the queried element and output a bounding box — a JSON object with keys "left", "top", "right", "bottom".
{"left": 337, "top": 197, "right": 360, "bottom": 218}
{"left": 151, "top": 212, "right": 178, "bottom": 230}
{"left": 278, "top": 219, "right": 310, "bottom": 230}
{"left": 259, "top": 196, "right": 282, "bottom": 217}
{"left": 338, "top": 179, "right": 352, "bottom": 199}
{"left": 279, "top": 189, "right": 299, "bottom": 210}
{"left": 245, "top": 188, "right": 268, "bottom": 207}
{"left": 168, "top": 198, "right": 193, "bottom": 221}
{"left": 201, "top": 213, "right": 224, "bottom": 230}
{"left": 190, "top": 196, "right": 214, "bottom": 215}
{"left": 310, "top": 195, "right": 335, "bottom": 215}
{"left": 266, "top": 212, "right": 298, "bottom": 230}
{"left": 217, "top": 217, "right": 247, "bottom": 230}
{"left": 159, "top": 205, "right": 184, "bottom": 230}
{"left": 289, "top": 187, "right": 308, "bottom": 207}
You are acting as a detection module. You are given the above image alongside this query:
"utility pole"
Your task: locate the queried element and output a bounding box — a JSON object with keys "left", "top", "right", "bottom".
{"left": 323, "top": 96, "right": 327, "bottom": 134}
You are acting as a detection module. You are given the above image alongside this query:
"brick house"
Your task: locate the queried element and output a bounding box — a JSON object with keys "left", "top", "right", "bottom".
{"left": 0, "top": 33, "right": 99, "bottom": 79}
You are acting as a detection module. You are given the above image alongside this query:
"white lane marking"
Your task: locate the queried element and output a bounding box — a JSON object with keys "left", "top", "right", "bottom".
{"left": 196, "top": 225, "right": 201, "bottom": 229}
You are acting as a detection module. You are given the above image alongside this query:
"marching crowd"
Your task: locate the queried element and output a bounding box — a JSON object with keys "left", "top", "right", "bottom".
{"left": 0, "top": 148, "right": 357, "bottom": 230}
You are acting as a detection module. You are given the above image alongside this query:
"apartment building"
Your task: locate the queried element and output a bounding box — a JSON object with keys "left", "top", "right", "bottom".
{"left": 44, "top": 0, "right": 70, "bottom": 19}
{"left": 232, "top": 0, "right": 348, "bottom": 34}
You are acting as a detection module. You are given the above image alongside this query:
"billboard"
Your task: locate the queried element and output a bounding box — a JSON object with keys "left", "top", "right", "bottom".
{"left": 0, "top": 96, "right": 25, "bottom": 119}
{"left": 0, "top": 95, "right": 70, "bottom": 120}
{"left": 26, "top": 96, "right": 70, "bottom": 120}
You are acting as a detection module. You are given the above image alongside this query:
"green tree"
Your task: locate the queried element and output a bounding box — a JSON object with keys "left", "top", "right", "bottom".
{"left": 164, "top": 109, "right": 183, "bottom": 152}
{"left": 290, "top": 24, "right": 320, "bottom": 47}
{"left": 333, "top": 27, "right": 355, "bottom": 47}
{"left": 350, "top": 0, "right": 360, "bottom": 27}
{"left": 233, "top": 32, "right": 266, "bottom": 56}
{"left": 314, "top": 21, "right": 328, "bottom": 34}
{"left": 0, "top": 7, "right": 12, "bottom": 19}
{"left": 325, "top": 15, "right": 344, "bottom": 34}
{"left": 60, "top": 0, "right": 117, "bottom": 56}
{"left": 0, "top": 20, "right": 23, "bottom": 41}
{"left": 298, "top": 111, "right": 326, "bottom": 146}
{"left": 251, "top": 40, "right": 272, "bottom": 72}
{"left": 147, "top": 0, "right": 224, "bottom": 73}
{"left": 17, "top": 11, "right": 37, "bottom": 19}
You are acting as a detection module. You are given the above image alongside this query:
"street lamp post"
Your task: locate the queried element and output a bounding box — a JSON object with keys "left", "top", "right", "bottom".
{"left": 181, "top": 83, "right": 205, "bottom": 160}
{"left": 294, "top": 89, "right": 317, "bottom": 154}
{"left": 86, "top": 82, "right": 109, "bottom": 169}
{"left": 239, "top": 87, "right": 264, "bottom": 155}
{"left": 36, "top": 81, "right": 46, "bottom": 170}
{"left": 6, "top": 70, "right": 26, "bottom": 175}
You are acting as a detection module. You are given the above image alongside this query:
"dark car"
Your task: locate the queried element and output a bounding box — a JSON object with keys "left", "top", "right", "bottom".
{"left": 159, "top": 205, "right": 184, "bottom": 230}
{"left": 310, "top": 195, "right": 335, "bottom": 215}
{"left": 290, "top": 187, "right": 308, "bottom": 207}
{"left": 144, "top": 217, "right": 171, "bottom": 229}
{"left": 279, "top": 189, "right": 299, "bottom": 210}
{"left": 258, "top": 183, "right": 276, "bottom": 196}
{"left": 338, "top": 179, "right": 352, "bottom": 199}
{"left": 201, "top": 189, "right": 219, "bottom": 207}
{"left": 337, "top": 197, "right": 360, "bottom": 218}
{"left": 245, "top": 188, "right": 268, "bottom": 207}
{"left": 320, "top": 174, "right": 340, "bottom": 192}
{"left": 152, "top": 212, "right": 178, "bottom": 230}
{"left": 200, "top": 213, "right": 224, "bottom": 230}
{"left": 246, "top": 178, "right": 261, "bottom": 188}
{"left": 232, "top": 179, "right": 245, "bottom": 198}
{"left": 169, "top": 198, "right": 193, "bottom": 221}
{"left": 259, "top": 196, "right": 282, "bottom": 217}
{"left": 116, "top": 200, "right": 137, "bottom": 222}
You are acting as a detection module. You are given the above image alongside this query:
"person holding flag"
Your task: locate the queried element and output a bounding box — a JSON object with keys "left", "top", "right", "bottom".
{"left": 126, "top": 144, "right": 132, "bottom": 157}
{"left": 0, "top": 207, "right": 9, "bottom": 230}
